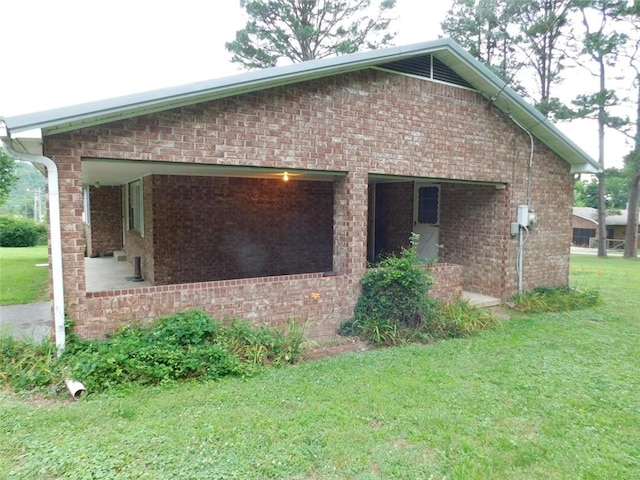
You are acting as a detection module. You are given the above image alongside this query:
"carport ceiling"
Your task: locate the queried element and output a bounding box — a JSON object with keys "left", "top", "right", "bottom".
{"left": 82, "top": 158, "right": 344, "bottom": 186}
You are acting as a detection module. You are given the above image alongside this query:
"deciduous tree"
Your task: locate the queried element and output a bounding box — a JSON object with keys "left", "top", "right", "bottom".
{"left": 0, "top": 149, "right": 18, "bottom": 207}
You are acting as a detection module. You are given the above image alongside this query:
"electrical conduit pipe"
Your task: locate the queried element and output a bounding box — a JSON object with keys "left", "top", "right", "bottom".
{"left": 1, "top": 129, "right": 66, "bottom": 355}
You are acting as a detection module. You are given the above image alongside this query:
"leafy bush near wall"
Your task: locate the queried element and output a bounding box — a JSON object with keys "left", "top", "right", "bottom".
{"left": 509, "top": 286, "right": 601, "bottom": 313}
{"left": 341, "top": 234, "right": 501, "bottom": 346}
{"left": 0, "top": 215, "right": 47, "bottom": 247}
{"left": 342, "top": 234, "right": 435, "bottom": 345}
{"left": 0, "top": 311, "right": 306, "bottom": 394}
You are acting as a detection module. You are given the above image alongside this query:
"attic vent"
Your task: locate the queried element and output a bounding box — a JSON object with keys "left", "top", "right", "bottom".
{"left": 380, "top": 54, "right": 474, "bottom": 89}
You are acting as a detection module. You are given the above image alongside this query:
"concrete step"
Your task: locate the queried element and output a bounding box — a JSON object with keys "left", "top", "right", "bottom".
{"left": 462, "top": 291, "right": 501, "bottom": 308}
{"left": 113, "top": 250, "right": 127, "bottom": 261}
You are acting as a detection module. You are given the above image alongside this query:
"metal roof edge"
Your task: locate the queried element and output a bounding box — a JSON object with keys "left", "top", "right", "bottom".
{"left": 4, "top": 39, "right": 455, "bottom": 135}
{"left": 434, "top": 42, "right": 601, "bottom": 174}
{"left": 573, "top": 213, "right": 598, "bottom": 224}
{"left": 4, "top": 38, "right": 600, "bottom": 173}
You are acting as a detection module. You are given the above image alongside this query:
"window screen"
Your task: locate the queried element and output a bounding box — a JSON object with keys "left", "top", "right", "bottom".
{"left": 417, "top": 185, "right": 439, "bottom": 224}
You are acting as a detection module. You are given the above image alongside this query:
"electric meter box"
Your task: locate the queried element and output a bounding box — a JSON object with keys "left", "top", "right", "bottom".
{"left": 517, "top": 205, "right": 529, "bottom": 227}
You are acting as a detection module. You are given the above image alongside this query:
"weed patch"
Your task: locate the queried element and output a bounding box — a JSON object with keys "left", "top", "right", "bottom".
{"left": 0, "top": 310, "right": 306, "bottom": 395}
{"left": 0, "top": 336, "right": 61, "bottom": 391}
{"left": 426, "top": 299, "right": 501, "bottom": 339}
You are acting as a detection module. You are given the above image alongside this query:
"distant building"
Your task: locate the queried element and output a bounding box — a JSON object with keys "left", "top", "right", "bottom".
{"left": 572, "top": 207, "right": 640, "bottom": 248}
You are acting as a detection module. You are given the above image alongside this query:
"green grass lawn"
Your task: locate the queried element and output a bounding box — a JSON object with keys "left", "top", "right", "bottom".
{"left": 1, "top": 255, "right": 639, "bottom": 479}
{"left": 0, "top": 246, "right": 50, "bottom": 305}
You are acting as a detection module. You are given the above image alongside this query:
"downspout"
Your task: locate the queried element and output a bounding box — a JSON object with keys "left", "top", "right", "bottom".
{"left": 1, "top": 125, "right": 66, "bottom": 355}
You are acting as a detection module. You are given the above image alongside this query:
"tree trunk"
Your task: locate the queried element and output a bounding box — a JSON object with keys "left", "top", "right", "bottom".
{"left": 624, "top": 75, "right": 640, "bottom": 258}
{"left": 624, "top": 175, "right": 640, "bottom": 257}
{"left": 597, "top": 57, "right": 608, "bottom": 257}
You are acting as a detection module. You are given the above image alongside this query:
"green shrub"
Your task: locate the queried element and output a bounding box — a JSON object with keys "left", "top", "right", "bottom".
{"left": 341, "top": 232, "right": 501, "bottom": 345}
{"left": 1, "top": 310, "right": 307, "bottom": 394}
{"left": 0, "top": 215, "right": 47, "bottom": 247}
{"left": 510, "top": 286, "right": 601, "bottom": 313}
{"left": 348, "top": 234, "right": 435, "bottom": 346}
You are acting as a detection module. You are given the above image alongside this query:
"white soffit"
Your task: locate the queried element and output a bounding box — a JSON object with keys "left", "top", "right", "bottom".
{"left": 81, "top": 158, "right": 344, "bottom": 186}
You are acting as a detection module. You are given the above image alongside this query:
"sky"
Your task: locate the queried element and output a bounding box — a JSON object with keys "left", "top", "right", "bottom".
{"left": 0, "top": 0, "right": 634, "bottom": 168}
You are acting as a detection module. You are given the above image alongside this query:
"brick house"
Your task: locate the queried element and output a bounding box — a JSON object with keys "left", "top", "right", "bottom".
{"left": 2, "top": 39, "right": 599, "bottom": 349}
{"left": 572, "top": 207, "right": 598, "bottom": 247}
{"left": 572, "top": 206, "right": 640, "bottom": 248}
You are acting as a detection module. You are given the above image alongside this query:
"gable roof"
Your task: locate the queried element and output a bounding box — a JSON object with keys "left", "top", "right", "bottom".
{"left": 573, "top": 207, "right": 598, "bottom": 224}
{"left": 2, "top": 38, "right": 600, "bottom": 174}
{"left": 573, "top": 206, "right": 639, "bottom": 226}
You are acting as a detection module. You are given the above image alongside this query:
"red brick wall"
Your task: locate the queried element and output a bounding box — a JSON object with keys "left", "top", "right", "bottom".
{"left": 88, "top": 185, "right": 122, "bottom": 256}
{"left": 517, "top": 149, "right": 573, "bottom": 291}
{"left": 84, "top": 273, "right": 354, "bottom": 339}
{"left": 439, "top": 183, "right": 511, "bottom": 296}
{"left": 149, "top": 175, "right": 334, "bottom": 284}
{"left": 425, "top": 263, "right": 464, "bottom": 303}
{"left": 572, "top": 214, "right": 597, "bottom": 230}
{"left": 44, "top": 69, "right": 574, "bottom": 340}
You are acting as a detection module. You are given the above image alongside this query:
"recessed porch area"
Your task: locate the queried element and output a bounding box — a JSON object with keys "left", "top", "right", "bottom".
{"left": 85, "top": 255, "right": 500, "bottom": 308}
{"left": 85, "top": 256, "right": 150, "bottom": 292}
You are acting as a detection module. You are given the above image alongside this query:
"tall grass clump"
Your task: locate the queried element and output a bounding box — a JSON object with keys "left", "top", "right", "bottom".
{"left": 510, "top": 285, "right": 600, "bottom": 313}
{"left": 426, "top": 299, "right": 500, "bottom": 339}
{"left": 0, "top": 336, "right": 61, "bottom": 391}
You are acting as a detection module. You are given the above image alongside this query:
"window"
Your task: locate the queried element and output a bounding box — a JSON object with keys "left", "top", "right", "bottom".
{"left": 417, "top": 185, "right": 440, "bottom": 225}
{"left": 572, "top": 228, "right": 595, "bottom": 246}
{"left": 128, "top": 179, "right": 144, "bottom": 234}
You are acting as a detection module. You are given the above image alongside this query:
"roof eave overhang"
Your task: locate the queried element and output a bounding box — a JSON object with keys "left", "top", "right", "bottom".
{"left": 432, "top": 49, "right": 601, "bottom": 174}
{"left": 6, "top": 41, "right": 457, "bottom": 137}
{"left": 4, "top": 38, "right": 600, "bottom": 174}
{"left": 573, "top": 214, "right": 598, "bottom": 224}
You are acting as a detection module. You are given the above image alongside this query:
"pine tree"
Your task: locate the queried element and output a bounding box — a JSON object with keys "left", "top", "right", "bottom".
{"left": 226, "top": 0, "right": 396, "bottom": 70}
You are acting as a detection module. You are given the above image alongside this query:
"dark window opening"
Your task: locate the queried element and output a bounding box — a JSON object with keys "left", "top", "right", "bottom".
{"left": 572, "top": 228, "right": 596, "bottom": 247}
{"left": 417, "top": 185, "right": 440, "bottom": 225}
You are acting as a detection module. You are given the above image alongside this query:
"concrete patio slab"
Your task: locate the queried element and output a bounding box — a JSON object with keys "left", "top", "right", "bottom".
{"left": 0, "top": 301, "right": 52, "bottom": 342}
{"left": 85, "top": 256, "right": 150, "bottom": 292}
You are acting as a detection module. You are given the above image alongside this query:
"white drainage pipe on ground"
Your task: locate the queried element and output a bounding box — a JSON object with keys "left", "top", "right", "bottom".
{"left": 65, "top": 379, "right": 87, "bottom": 400}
